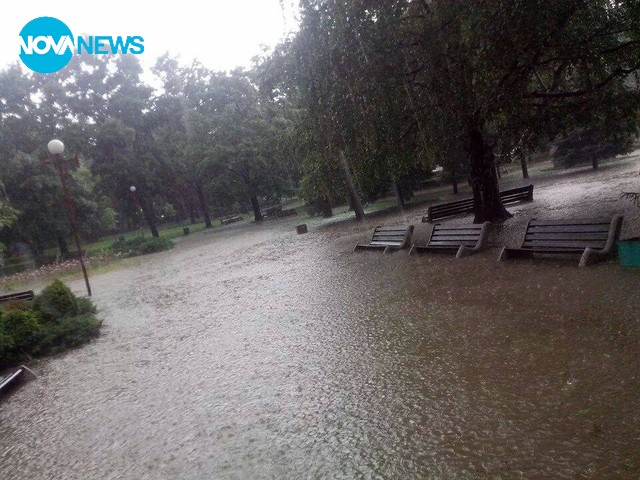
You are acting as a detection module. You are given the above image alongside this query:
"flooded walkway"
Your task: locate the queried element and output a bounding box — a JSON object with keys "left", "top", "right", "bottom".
{"left": 1, "top": 158, "right": 640, "bottom": 479}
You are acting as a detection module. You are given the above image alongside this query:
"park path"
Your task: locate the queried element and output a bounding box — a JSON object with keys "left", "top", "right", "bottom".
{"left": 1, "top": 157, "right": 639, "bottom": 479}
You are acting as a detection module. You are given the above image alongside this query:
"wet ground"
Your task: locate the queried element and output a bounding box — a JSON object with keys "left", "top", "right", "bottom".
{"left": 1, "top": 156, "right": 640, "bottom": 479}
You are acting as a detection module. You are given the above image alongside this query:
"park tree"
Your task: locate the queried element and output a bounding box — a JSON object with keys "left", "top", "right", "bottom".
{"left": 401, "top": 0, "right": 640, "bottom": 221}
{"left": 276, "top": 0, "right": 640, "bottom": 222}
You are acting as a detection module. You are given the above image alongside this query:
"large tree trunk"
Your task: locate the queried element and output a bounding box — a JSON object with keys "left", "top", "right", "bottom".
{"left": 520, "top": 154, "right": 530, "bottom": 179}
{"left": 319, "top": 196, "right": 333, "bottom": 218}
{"left": 339, "top": 150, "right": 365, "bottom": 221}
{"left": 138, "top": 195, "right": 160, "bottom": 237}
{"left": 468, "top": 127, "right": 512, "bottom": 223}
{"left": 250, "top": 195, "right": 263, "bottom": 222}
{"left": 195, "top": 182, "right": 212, "bottom": 228}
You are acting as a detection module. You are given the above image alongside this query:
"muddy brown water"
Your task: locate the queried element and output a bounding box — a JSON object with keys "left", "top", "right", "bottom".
{"left": 1, "top": 158, "right": 640, "bottom": 479}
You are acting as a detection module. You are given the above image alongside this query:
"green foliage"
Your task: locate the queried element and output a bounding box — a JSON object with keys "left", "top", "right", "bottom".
{"left": 110, "top": 236, "right": 174, "bottom": 257}
{"left": 0, "top": 310, "right": 41, "bottom": 352}
{"left": 34, "top": 314, "right": 101, "bottom": 357}
{"left": 0, "top": 280, "right": 100, "bottom": 368}
{"left": 33, "top": 279, "right": 79, "bottom": 322}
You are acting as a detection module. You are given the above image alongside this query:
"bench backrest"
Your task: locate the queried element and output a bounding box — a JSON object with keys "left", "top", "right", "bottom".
{"left": 427, "top": 224, "right": 484, "bottom": 248}
{"left": 426, "top": 184, "right": 533, "bottom": 222}
{"left": 0, "top": 290, "right": 35, "bottom": 304}
{"left": 501, "top": 184, "right": 534, "bottom": 205}
{"left": 370, "top": 226, "right": 411, "bottom": 247}
{"left": 521, "top": 218, "right": 616, "bottom": 251}
{"left": 278, "top": 208, "right": 297, "bottom": 217}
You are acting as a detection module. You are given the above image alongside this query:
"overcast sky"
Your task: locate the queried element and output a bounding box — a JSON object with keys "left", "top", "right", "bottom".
{"left": 1, "top": 0, "right": 298, "bottom": 77}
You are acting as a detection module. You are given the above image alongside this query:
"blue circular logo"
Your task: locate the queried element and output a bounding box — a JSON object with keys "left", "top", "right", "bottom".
{"left": 19, "top": 17, "right": 73, "bottom": 74}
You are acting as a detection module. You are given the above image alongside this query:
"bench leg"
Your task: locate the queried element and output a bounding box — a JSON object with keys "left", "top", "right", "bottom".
{"left": 499, "top": 247, "right": 535, "bottom": 262}
{"left": 456, "top": 245, "right": 474, "bottom": 258}
{"left": 579, "top": 247, "right": 613, "bottom": 267}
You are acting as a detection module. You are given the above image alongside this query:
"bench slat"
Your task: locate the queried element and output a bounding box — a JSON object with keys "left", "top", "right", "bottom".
{"left": 528, "top": 225, "right": 611, "bottom": 233}
{"left": 428, "top": 240, "right": 478, "bottom": 246}
{"left": 529, "top": 219, "right": 611, "bottom": 226}
{"left": 433, "top": 225, "right": 483, "bottom": 231}
{"left": 432, "top": 235, "right": 482, "bottom": 241}
{"left": 525, "top": 232, "right": 609, "bottom": 240}
{"left": 374, "top": 227, "right": 408, "bottom": 232}
{"left": 523, "top": 240, "right": 606, "bottom": 248}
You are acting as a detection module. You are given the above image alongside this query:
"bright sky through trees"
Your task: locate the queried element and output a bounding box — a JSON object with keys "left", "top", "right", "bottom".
{"left": 0, "top": 0, "right": 298, "bottom": 74}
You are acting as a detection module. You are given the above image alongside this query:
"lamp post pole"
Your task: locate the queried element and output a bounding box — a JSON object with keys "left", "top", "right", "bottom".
{"left": 47, "top": 140, "right": 92, "bottom": 297}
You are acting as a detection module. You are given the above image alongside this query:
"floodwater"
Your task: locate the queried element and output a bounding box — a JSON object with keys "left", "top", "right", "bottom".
{"left": 1, "top": 157, "right": 640, "bottom": 479}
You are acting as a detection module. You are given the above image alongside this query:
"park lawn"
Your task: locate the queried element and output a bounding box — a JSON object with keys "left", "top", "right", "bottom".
{"left": 42, "top": 220, "right": 217, "bottom": 258}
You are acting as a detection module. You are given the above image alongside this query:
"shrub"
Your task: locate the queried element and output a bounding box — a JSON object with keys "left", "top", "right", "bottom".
{"left": 35, "top": 314, "right": 101, "bottom": 356}
{"left": 33, "top": 279, "right": 79, "bottom": 322}
{"left": 0, "top": 310, "right": 41, "bottom": 353}
{"left": 110, "top": 236, "right": 174, "bottom": 257}
{"left": 0, "top": 280, "right": 101, "bottom": 368}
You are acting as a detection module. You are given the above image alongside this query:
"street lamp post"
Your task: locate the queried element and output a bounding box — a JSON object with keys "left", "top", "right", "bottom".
{"left": 46, "top": 139, "right": 92, "bottom": 297}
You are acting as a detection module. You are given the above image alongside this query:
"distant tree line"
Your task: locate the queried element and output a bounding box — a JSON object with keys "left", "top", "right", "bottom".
{"left": 1, "top": 0, "right": 639, "bottom": 259}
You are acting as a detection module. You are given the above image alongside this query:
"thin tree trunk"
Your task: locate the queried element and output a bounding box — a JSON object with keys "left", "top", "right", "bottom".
{"left": 592, "top": 156, "right": 599, "bottom": 170}
{"left": 195, "top": 182, "right": 212, "bottom": 228}
{"left": 57, "top": 237, "right": 70, "bottom": 258}
{"left": 452, "top": 176, "right": 459, "bottom": 195}
{"left": 393, "top": 182, "right": 405, "bottom": 209}
{"left": 469, "top": 126, "right": 512, "bottom": 223}
{"left": 138, "top": 195, "right": 159, "bottom": 237}
{"left": 250, "top": 195, "right": 263, "bottom": 222}
{"left": 339, "top": 150, "right": 365, "bottom": 221}
{"left": 188, "top": 203, "right": 197, "bottom": 225}
{"left": 521, "top": 154, "right": 530, "bottom": 179}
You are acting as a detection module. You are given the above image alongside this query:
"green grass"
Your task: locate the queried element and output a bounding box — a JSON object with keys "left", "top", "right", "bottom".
{"left": 43, "top": 220, "right": 216, "bottom": 257}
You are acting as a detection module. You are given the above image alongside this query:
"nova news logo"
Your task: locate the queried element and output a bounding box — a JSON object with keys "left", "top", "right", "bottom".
{"left": 19, "top": 16, "right": 144, "bottom": 74}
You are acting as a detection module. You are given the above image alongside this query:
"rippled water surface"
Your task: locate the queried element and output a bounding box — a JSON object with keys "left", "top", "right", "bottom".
{"left": 1, "top": 159, "right": 640, "bottom": 479}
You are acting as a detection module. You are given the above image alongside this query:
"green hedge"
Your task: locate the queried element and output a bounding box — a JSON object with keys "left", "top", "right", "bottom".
{"left": 0, "top": 280, "right": 101, "bottom": 368}
{"left": 110, "top": 236, "right": 174, "bottom": 257}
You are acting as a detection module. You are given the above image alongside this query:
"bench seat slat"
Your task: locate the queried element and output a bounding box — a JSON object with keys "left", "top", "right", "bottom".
{"left": 529, "top": 219, "right": 611, "bottom": 226}
{"left": 528, "top": 225, "right": 610, "bottom": 233}
{"left": 428, "top": 240, "right": 478, "bottom": 246}
{"left": 523, "top": 240, "right": 606, "bottom": 248}
{"left": 433, "top": 225, "right": 483, "bottom": 231}
{"left": 431, "top": 235, "right": 483, "bottom": 241}
{"left": 525, "top": 232, "right": 609, "bottom": 240}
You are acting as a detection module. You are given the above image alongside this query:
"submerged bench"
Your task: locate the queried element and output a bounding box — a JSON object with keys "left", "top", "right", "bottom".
{"left": 499, "top": 216, "right": 623, "bottom": 267}
{"left": 220, "top": 215, "right": 243, "bottom": 225}
{"left": 0, "top": 290, "right": 35, "bottom": 304}
{"left": 0, "top": 365, "right": 37, "bottom": 396}
{"left": 423, "top": 184, "right": 534, "bottom": 223}
{"left": 278, "top": 208, "right": 297, "bottom": 218}
{"left": 410, "top": 222, "right": 491, "bottom": 258}
{"left": 354, "top": 225, "right": 414, "bottom": 254}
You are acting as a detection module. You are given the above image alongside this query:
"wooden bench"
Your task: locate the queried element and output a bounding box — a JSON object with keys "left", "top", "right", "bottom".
{"left": 422, "top": 184, "right": 534, "bottom": 223}
{"left": 498, "top": 216, "right": 623, "bottom": 267}
{"left": 410, "top": 222, "right": 491, "bottom": 258}
{"left": 354, "top": 225, "right": 414, "bottom": 254}
{"left": 278, "top": 208, "right": 297, "bottom": 218}
{"left": 262, "top": 205, "right": 282, "bottom": 219}
{"left": 0, "top": 366, "right": 37, "bottom": 395}
{"left": 0, "top": 290, "right": 35, "bottom": 304}
{"left": 220, "top": 215, "right": 243, "bottom": 225}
